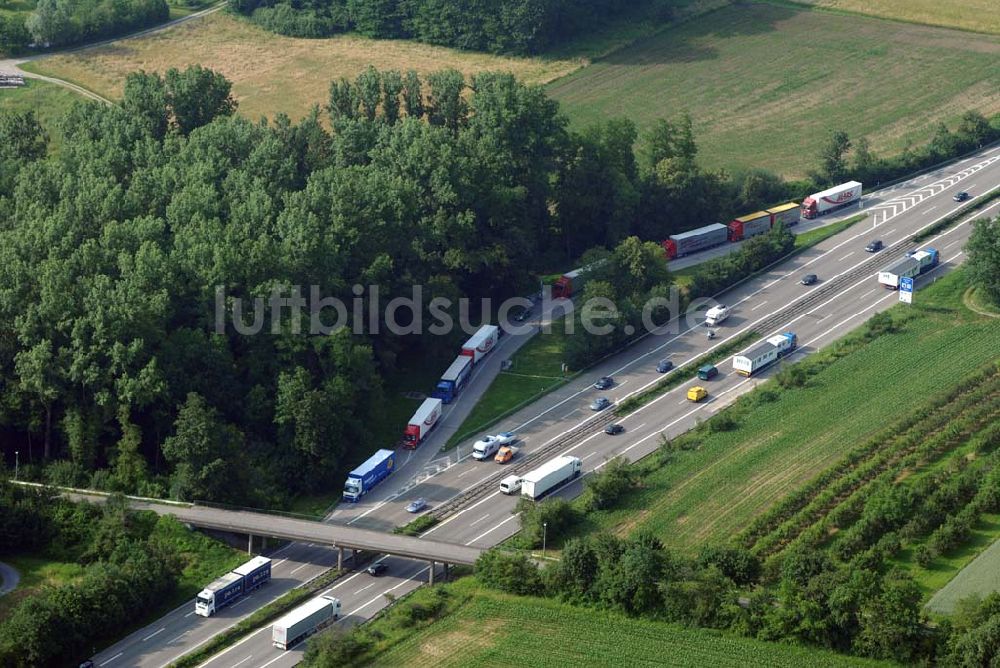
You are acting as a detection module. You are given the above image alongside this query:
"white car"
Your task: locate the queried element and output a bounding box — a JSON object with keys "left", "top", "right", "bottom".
{"left": 495, "top": 432, "right": 517, "bottom": 446}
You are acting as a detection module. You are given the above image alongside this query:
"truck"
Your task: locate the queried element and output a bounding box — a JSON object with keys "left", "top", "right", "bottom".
{"left": 520, "top": 455, "right": 582, "bottom": 500}
{"left": 662, "top": 223, "right": 729, "bottom": 259}
{"left": 801, "top": 181, "right": 862, "bottom": 219}
{"left": 342, "top": 449, "right": 395, "bottom": 502}
{"left": 877, "top": 248, "right": 939, "bottom": 289}
{"left": 272, "top": 596, "right": 341, "bottom": 650}
{"left": 552, "top": 259, "right": 608, "bottom": 299}
{"left": 704, "top": 304, "right": 731, "bottom": 327}
{"left": 728, "top": 211, "right": 771, "bottom": 241}
{"left": 461, "top": 325, "right": 499, "bottom": 365}
{"left": 432, "top": 355, "right": 473, "bottom": 404}
{"left": 767, "top": 202, "right": 800, "bottom": 227}
{"left": 195, "top": 556, "right": 272, "bottom": 617}
{"left": 403, "top": 397, "right": 443, "bottom": 449}
{"left": 732, "top": 332, "right": 797, "bottom": 377}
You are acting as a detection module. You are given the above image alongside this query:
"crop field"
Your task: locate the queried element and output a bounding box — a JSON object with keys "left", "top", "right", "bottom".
{"left": 573, "top": 271, "right": 1000, "bottom": 556}
{"left": 22, "top": 12, "right": 582, "bottom": 123}
{"left": 926, "top": 528, "right": 1000, "bottom": 615}
{"left": 795, "top": 0, "right": 1000, "bottom": 36}
{"left": 546, "top": 2, "right": 1000, "bottom": 177}
{"left": 368, "top": 579, "right": 885, "bottom": 667}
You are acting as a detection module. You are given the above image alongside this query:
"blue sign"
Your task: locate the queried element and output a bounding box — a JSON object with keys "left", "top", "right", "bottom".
{"left": 900, "top": 277, "right": 914, "bottom": 293}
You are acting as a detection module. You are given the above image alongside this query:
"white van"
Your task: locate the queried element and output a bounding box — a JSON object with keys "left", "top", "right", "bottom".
{"left": 499, "top": 476, "right": 522, "bottom": 495}
{"left": 473, "top": 436, "right": 501, "bottom": 460}
{"left": 705, "top": 304, "right": 730, "bottom": 327}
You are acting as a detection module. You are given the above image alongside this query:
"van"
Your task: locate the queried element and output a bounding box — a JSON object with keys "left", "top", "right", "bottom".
{"left": 704, "top": 304, "right": 730, "bottom": 327}
{"left": 687, "top": 386, "right": 708, "bottom": 402}
{"left": 499, "top": 476, "right": 522, "bottom": 495}
{"left": 697, "top": 364, "right": 718, "bottom": 381}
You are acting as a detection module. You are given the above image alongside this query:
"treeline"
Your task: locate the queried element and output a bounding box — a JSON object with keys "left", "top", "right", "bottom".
{"left": 20, "top": 0, "right": 169, "bottom": 49}
{"left": 967, "top": 215, "right": 1000, "bottom": 306}
{"left": 228, "top": 0, "right": 658, "bottom": 53}
{"left": 0, "top": 482, "right": 204, "bottom": 667}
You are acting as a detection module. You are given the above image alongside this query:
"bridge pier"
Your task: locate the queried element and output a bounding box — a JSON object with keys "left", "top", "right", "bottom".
{"left": 247, "top": 533, "right": 254, "bottom": 554}
{"left": 444, "top": 563, "right": 449, "bottom": 581}
{"left": 352, "top": 548, "right": 358, "bottom": 565}
{"left": 429, "top": 561, "right": 436, "bottom": 585}
{"left": 337, "top": 546, "right": 344, "bottom": 570}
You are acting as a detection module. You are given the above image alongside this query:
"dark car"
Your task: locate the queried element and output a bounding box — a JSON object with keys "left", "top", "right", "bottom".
{"left": 656, "top": 359, "right": 674, "bottom": 373}
{"left": 953, "top": 191, "right": 970, "bottom": 202}
{"left": 697, "top": 364, "right": 718, "bottom": 381}
{"left": 594, "top": 376, "right": 614, "bottom": 390}
{"left": 79, "top": 662, "right": 95, "bottom": 668}
{"left": 605, "top": 423, "right": 625, "bottom": 435}
{"left": 367, "top": 561, "right": 388, "bottom": 576}
{"left": 801, "top": 274, "right": 818, "bottom": 286}
{"left": 865, "top": 240, "right": 883, "bottom": 253}
{"left": 512, "top": 304, "right": 531, "bottom": 322}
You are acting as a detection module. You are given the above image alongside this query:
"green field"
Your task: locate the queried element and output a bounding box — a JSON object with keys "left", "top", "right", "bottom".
{"left": 364, "top": 578, "right": 885, "bottom": 667}
{"left": 568, "top": 270, "right": 1000, "bottom": 555}
{"left": 794, "top": 0, "right": 1000, "bottom": 36}
{"left": 546, "top": 2, "right": 1000, "bottom": 178}
{"left": 0, "top": 79, "right": 82, "bottom": 153}
{"left": 925, "top": 526, "right": 1000, "bottom": 615}
{"left": 0, "top": 0, "right": 34, "bottom": 18}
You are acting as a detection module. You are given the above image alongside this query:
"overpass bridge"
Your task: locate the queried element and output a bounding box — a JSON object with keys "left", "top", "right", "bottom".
{"left": 16, "top": 482, "right": 482, "bottom": 579}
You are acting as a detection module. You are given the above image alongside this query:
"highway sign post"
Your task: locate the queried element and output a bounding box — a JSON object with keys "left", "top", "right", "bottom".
{"left": 900, "top": 276, "right": 914, "bottom": 304}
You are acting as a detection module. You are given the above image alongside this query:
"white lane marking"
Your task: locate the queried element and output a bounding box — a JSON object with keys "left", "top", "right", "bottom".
{"left": 465, "top": 515, "right": 519, "bottom": 546}
{"left": 859, "top": 288, "right": 877, "bottom": 299}
{"left": 457, "top": 468, "right": 475, "bottom": 478}
{"left": 272, "top": 559, "right": 287, "bottom": 568}
{"left": 142, "top": 627, "right": 165, "bottom": 642}
{"left": 469, "top": 513, "right": 491, "bottom": 527}
{"left": 630, "top": 423, "right": 647, "bottom": 432}
{"left": 421, "top": 490, "right": 501, "bottom": 536}
{"left": 170, "top": 633, "right": 187, "bottom": 643}
{"left": 231, "top": 656, "right": 253, "bottom": 668}
{"left": 342, "top": 567, "right": 430, "bottom": 618}
{"left": 289, "top": 562, "right": 309, "bottom": 575}
{"left": 184, "top": 611, "right": 195, "bottom": 618}
{"left": 99, "top": 653, "right": 123, "bottom": 666}
{"left": 354, "top": 582, "right": 377, "bottom": 595}
{"left": 561, "top": 409, "right": 578, "bottom": 420}
{"left": 924, "top": 206, "right": 937, "bottom": 214}
{"left": 944, "top": 238, "right": 962, "bottom": 250}
{"left": 272, "top": 543, "right": 292, "bottom": 555}
{"left": 838, "top": 252, "right": 854, "bottom": 261}
{"left": 751, "top": 301, "right": 768, "bottom": 311}
{"left": 581, "top": 452, "right": 598, "bottom": 461}
{"left": 948, "top": 252, "right": 963, "bottom": 262}
{"left": 966, "top": 183, "right": 977, "bottom": 189}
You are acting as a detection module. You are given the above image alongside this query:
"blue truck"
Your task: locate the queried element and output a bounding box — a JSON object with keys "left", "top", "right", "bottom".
{"left": 343, "top": 449, "right": 395, "bottom": 503}
{"left": 195, "top": 555, "right": 272, "bottom": 617}
{"left": 432, "top": 356, "right": 473, "bottom": 404}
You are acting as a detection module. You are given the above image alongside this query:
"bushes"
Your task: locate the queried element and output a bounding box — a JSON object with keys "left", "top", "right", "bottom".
{"left": 516, "top": 497, "right": 578, "bottom": 549}
{"left": 687, "top": 224, "right": 795, "bottom": 299}
{"left": 583, "top": 457, "right": 637, "bottom": 511}
{"left": 26, "top": 0, "right": 169, "bottom": 49}
{"left": 474, "top": 549, "right": 543, "bottom": 596}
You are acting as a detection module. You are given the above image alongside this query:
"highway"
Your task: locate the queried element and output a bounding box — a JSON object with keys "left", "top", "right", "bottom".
{"left": 92, "top": 145, "right": 1000, "bottom": 668}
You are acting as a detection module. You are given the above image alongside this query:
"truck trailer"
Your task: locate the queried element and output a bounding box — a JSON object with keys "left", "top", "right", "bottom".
{"left": 195, "top": 556, "right": 272, "bottom": 617}
{"left": 461, "top": 325, "right": 499, "bottom": 365}
{"left": 801, "top": 181, "right": 862, "bottom": 219}
{"left": 662, "top": 223, "right": 729, "bottom": 259}
{"left": 877, "top": 248, "right": 939, "bottom": 289}
{"left": 732, "top": 332, "right": 797, "bottom": 377}
{"left": 520, "top": 455, "right": 582, "bottom": 500}
{"left": 272, "top": 596, "right": 341, "bottom": 650}
{"left": 432, "top": 355, "right": 473, "bottom": 404}
{"left": 403, "top": 397, "right": 443, "bottom": 449}
{"left": 767, "top": 202, "right": 800, "bottom": 227}
{"left": 343, "top": 449, "right": 395, "bottom": 502}
{"left": 728, "top": 211, "right": 771, "bottom": 241}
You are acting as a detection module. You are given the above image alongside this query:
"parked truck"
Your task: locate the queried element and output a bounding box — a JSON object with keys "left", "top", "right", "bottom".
{"left": 461, "top": 325, "right": 499, "bottom": 365}
{"left": 732, "top": 332, "right": 797, "bottom": 377}
{"left": 403, "top": 397, "right": 443, "bottom": 449}
{"left": 728, "top": 211, "right": 771, "bottom": 241}
{"left": 767, "top": 202, "right": 800, "bottom": 227}
{"left": 272, "top": 596, "right": 341, "bottom": 650}
{"left": 877, "top": 248, "right": 939, "bottom": 289}
{"left": 432, "top": 356, "right": 473, "bottom": 404}
{"left": 195, "top": 556, "right": 272, "bottom": 617}
{"left": 520, "top": 455, "right": 582, "bottom": 500}
{"left": 343, "top": 449, "right": 395, "bottom": 502}
{"left": 662, "top": 223, "right": 729, "bottom": 259}
{"left": 801, "top": 181, "right": 862, "bottom": 219}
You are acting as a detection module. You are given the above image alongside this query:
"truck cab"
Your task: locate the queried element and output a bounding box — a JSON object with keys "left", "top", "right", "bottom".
{"left": 342, "top": 474, "right": 364, "bottom": 503}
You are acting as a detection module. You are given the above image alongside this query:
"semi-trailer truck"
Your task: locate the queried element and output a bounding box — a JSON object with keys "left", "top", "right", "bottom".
{"left": 272, "top": 596, "right": 341, "bottom": 650}
{"left": 801, "top": 181, "right": 862, "bottom": 219}
{"left": 662, "top": 223, "right": 729, "bottom": 259}
{"left": 432, "top": 356, "right": 473, "bottom": 404}
{"left": 766, "top": 202, "right": 800, "bottom": 227}
{"left": 195, "top": 556, "right": 272, "bottom": 617}
{"left": 520, "top": 455, "right": 582, "bottom": 500}
{"left": 732, "top": 332, "right": 797, "bottom": 377}
{"left": 877, "top": 248, "right": 939, "bottom": 289}
{"left": 461, "top": 325, "right": 499, "bottom": 365}
{"left": 343, "top": 449, "right": 395, "bottom": 502}
{"left": 728, "top": 211, "right": 771, "bottom": 241}
{"left": 403, "top": 397, "right": 443, "bottom": 449}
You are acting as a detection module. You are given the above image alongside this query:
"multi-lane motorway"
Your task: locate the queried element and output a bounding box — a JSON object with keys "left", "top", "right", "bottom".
{"left": 93, "top": 145, "right": 1000, "bottom": 668}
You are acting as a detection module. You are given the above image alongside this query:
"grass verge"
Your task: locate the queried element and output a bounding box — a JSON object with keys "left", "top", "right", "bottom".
{"left": 0, "top": 78, "right": 83, "bottom": 153}
{"left": 393, "top": 515, "right": 439, "bottom": 536}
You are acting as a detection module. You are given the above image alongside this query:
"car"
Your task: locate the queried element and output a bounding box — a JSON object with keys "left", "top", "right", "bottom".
{"left": 800, "top": 274, "right": 818, "bottom": 286}
{"left": 865, "top": 240, "right": 883, "bottom": 253}
{"left": 953, "top": 191, "right": 970, "bottom": 202}
{"left": 697, "top": 364, "right": 718, "bottom": 381}
{"left": 495, "top": 446, "right": 514, "bottom": 464}
{"left": 656, "top": 359, "right": 674, "bottom": 373}
{"left": 590, "top": 397, "right": 611, "bottom": 411}
{"left": 593, "top": 376, "right": 614, "bottom": 390}
{"left": 495, "top": 431, "right": 516, "bottom": 445}
{"left": 406, "top": 498, "right": 428, "bottom": 513}
{"left": 367, "top": 561, "right": 388, "bottom": 576}
{"left": 605, "top": 423, "right": 624, "bottom": 435}
{"left": 687, "top": 386, "right": 708, "bottom": 402}
{"left": 512, "top": 305, "right": 531, "bottom": 322}
{"left": 79, "top": 662, "right": 95, "bottom": 668}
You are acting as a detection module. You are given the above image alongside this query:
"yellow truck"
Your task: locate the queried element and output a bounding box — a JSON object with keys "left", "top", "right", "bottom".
{"left": 687, "top": 386, "right": 708, "bottom": 402}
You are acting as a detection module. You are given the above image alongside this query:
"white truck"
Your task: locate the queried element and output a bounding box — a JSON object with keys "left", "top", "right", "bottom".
{"left": 461, "top": 325, "right": 499, "bottom": 364}
{"left": 520, "top": 455, "right": 582, "bottom": 500}
{"left": 733, "top": 332, "right": 797, "bottom": 377}
{"left": 801, "top": 181, "right": 862, "bottom": 219}
{"left": 704, "top": 304, "right": 730, "bottom": 327}
{"left": 272, "top": 596, "right": 341, "bottom": 650}
{"left": 500, "top": 475, "right": 522, "bottom": 495}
